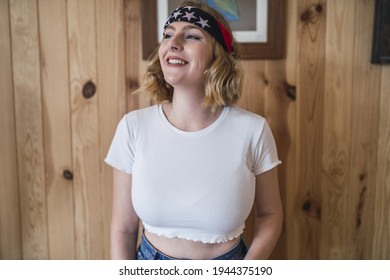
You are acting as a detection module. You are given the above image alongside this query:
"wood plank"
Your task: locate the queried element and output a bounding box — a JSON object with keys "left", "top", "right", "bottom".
{"left": 238, "top": 60, "right": 266, "bottom": 115}
{"left": 293, "top": 0, "right": 327, "bottom": 259}
{"left": 96, "top": 0, "right": 127, "bottom": 259}
{"left": 283, "top": 0, "right": 298, "bottom": 260}
{"left": 238, "top": 60, "right": 266, "bottom": 246}
{"left": 285, "top": 0, "right": 298, "bottom": 86}
{"left": 320, "top": 0, "right": 356, "bottom": 259}
{"left": 372, "top": 66, "right": 390, "bottom": 259}
{"left": 124, "top": 0, "right": 143, "bottom": 247}
{"left": 264, "top": 59, "right": 291, "bottom": 260}
{"left": 138, "top": 0, "right": 161, "bottom": 109}
{"left": 0, "top": 0, "right": 22, "bottom": 260}
{"left": 67, "top": 0, "right": 104, "bottom": 259}
{"left": 125, "top": 0, "right": 142, "bottom": 111}
{"left": 348, "top": 0, "right": 382, "bottom": 260}
{"left": 38, "top": 0, "right": 75, "bottom": 260}
{"left": 9, "top": 0, "right": 48, "bottom": 259}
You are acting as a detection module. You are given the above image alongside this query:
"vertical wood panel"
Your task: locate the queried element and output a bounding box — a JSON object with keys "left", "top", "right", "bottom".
{"left": 125, "top": 0, "right": 142, "bottom": 112}
{"left": 348, "top": 0, "right": 382, "bottom": 259}
{"left": 321, "top": 0, "right": 356, "bottom": 259}
{"left": 283, "top": 0, "right": 298, "bottom": 260}
{"left": 67, "top": 0, "right": 104, "bottom": 259}
{"left": 96, "top": 0, "right": 127, "bottom": 259}
{"left": 125, "top": 0, "right": 147, "bottom": 246}
{"left": 285, "top": 0, "right": 298, "bottom": 86}
{"left": 294, "top": 0, "right": 326, "bottom": 259}
{"left": 38, "top": 0, "right": 75, "bottom": 259}
{"left": 1, "top": 0, "right": 390, "bottom": 260}
{"left": 373, "top": 67, "right": 390, "bottom": 259}
{"left": 0, "top": 0, "right": 22, "bottom": 259}
{"left": 238, "top": 61, "right": 266, "bottom": 115}
{"left": 9, "top": 0, "right": 48, "bottom": 259}
{"left": 126, "top": 0, "right": 155, "bottom": 111}
{"left": 264, "top": 60, "right": 291, "bottom": 260}
{"left": 238, "top": 60, "right": 266, "bottom": 245}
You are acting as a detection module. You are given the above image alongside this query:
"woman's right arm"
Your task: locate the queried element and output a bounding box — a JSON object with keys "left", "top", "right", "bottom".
{"left": 110, "top": 169, "right": 139, "bottom": 259}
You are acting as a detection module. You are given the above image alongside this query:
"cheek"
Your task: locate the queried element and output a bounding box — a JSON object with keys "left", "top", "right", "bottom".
{"left": 190, "top": 48, "right": 213, "bottom": 69}
{"left": 158, "top": 48, "right": 168, "bottom": 74}
{"left": 158, "top": 46, "right": 164, "bottom": 62}
{"left": 201, "top": 43, "right": 214, "bottom": 68}
{"left": 206, "top": 51, "right": 214, "bottom": 68}
{"left": 202, "top": 51, "right": 214, "bottom": 70}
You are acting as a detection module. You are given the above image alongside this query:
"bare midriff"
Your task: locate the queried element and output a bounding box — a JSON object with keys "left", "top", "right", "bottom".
{"left": 144, "top": 230, "right": 239, "bottom": 260}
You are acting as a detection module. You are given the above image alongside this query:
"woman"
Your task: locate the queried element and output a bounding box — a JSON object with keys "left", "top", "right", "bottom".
{"left": 105, "top": 1, "right": 282, "bottom": 260}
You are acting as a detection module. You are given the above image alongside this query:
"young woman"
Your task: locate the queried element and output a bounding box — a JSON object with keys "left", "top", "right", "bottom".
{"left": 105, "top": 1, "right": 283, "bottom": 260}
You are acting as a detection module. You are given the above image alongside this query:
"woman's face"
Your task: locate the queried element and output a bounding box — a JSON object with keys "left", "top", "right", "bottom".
{"left": 159, "top": 21, "right": 214, "bottom": 89}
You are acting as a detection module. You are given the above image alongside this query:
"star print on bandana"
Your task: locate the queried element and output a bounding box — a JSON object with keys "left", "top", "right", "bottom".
{"left": 164, "top": 6, "right": 233, "bottom": 53}
{"left": 171, "top": 10, "right": 182, "bottom": 19}
{"left": 183, "top": 11, "right": 196, "bottom": 21}
{"left": 197, "top": 17, "right": 210, "bottom": 28}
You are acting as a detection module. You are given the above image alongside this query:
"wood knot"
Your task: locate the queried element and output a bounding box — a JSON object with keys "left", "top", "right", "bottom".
{"left": 82, "top": 80, "right": 96, "bottom": 99}
{"left": 302, "top": 200, "right": 312, "bottom": 211}
{"left": 300, "top": 10, "right": 313, "bottom": 22}
{"left": 127, "top": 78, "right": 140, "bottom": 90}
{"left": 300, "top": 2, "right": 325, "bottom": 23}
{"left": 261, "top": 73, "right": 269, "bottom": 85}
{"left": 283, "top": 81, "right": 296, "bottom": 101}
{"left": 63, "top": 170, "right": 74, "bottom": 180}
{"left": 302, "top": 194, "right": 321, "bottom": 219}
{"left": 315, "top": 4, "right": 323, "bottom": 13}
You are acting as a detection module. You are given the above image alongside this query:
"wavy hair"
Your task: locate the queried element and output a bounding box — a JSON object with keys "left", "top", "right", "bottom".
{"left": 135, "top": 0, "right": 243, "bottom": 111}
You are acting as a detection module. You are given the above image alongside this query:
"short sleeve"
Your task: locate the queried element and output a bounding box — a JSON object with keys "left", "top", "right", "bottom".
{"left": 104, "top": 115, "right": 135, "bottom": 174}
{"left": 252, "top": 121, "right": 281, "bottom": 175}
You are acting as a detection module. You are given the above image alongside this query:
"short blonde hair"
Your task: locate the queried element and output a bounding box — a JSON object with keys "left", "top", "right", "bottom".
{"left": 136, "top": 0, "right": 243, "bottom": 111}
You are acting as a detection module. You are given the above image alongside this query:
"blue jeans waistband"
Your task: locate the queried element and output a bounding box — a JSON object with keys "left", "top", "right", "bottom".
{"left": 136, "top": 232, "right": 248, "bottom": 260}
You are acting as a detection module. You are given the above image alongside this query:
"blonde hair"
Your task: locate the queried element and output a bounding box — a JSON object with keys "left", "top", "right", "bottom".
{"left": 136, "top": 1, "right": 243, "bottom": 111}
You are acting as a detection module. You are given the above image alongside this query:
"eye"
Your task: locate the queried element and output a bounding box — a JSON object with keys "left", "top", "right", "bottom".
{"left": 186, "top": 34, "right": 201, "bottom": 40}
{"left": 162, "top": 33, "right": 172, "bottom": 40}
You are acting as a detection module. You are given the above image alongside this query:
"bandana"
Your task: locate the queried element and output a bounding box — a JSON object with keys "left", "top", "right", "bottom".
{"left": 164, "top": 6, "right": 233, "bottom": 53}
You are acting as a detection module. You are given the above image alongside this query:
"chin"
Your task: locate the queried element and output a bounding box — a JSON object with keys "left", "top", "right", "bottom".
{"left": 163, "top": 74, "right": 182, "bottom": 86}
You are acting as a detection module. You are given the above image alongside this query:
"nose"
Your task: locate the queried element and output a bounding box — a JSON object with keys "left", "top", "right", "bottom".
{"left": 168, "top": 34, "right": 183, "bottom": 52}
{"left": 168, "top": 46, "right": 179, "bottom": 52}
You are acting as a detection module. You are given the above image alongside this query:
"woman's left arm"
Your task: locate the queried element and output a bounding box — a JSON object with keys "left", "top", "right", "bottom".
{"left": 244, "top": 167, "right": 283, "bottom": 260}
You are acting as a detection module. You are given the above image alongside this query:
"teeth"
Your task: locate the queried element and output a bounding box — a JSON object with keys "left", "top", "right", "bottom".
{"left": 168, "top": 59, "right": 186, "bottom": 65}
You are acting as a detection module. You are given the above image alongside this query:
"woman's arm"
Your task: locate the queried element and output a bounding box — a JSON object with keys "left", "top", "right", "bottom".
{"left": 110, "top": 169, "right": 139, "bottom": 259}
{"left": 244, "top": 167, "right": 283, "bottom": 260}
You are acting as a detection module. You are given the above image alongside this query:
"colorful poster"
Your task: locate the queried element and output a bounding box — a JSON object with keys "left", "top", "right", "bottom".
{"left": 207, "top": 0, "right": 240, "bottom": 21}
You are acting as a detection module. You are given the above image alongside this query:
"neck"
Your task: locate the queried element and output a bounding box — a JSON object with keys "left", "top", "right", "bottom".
{"left": 163, "top": 88, "right": 223, "bottom": 132}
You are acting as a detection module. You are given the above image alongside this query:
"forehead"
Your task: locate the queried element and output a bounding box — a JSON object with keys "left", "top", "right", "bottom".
{"left": 165, "top": 21, "right": 205, "bottom": 33}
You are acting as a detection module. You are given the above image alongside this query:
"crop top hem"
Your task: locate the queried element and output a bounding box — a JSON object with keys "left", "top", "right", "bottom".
{"left": 143, "top": 223, "right": 245, "bottom": 244}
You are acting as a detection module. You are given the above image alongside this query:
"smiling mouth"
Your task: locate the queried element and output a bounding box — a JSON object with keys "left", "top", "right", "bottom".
{"left": 168, "top": 58, "right": 187, "bottom": 65}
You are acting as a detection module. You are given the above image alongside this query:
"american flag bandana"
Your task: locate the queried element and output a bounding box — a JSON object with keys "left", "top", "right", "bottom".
{"left": 164, "top": 6, "right": 233, "bottom": 53}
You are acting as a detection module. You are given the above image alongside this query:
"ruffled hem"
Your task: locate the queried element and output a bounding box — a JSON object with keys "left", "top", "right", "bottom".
{"left": 143, "top": 223, "right": 244, "bottom": 244}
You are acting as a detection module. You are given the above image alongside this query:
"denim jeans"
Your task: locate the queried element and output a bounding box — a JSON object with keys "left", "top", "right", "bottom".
{"left": 136, "top": 232, "right": 248, "bottom": 260}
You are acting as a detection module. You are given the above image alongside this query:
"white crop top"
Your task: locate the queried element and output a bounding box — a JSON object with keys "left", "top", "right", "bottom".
{"left": 105, "top": 104, "right": 281, "bottom": 243}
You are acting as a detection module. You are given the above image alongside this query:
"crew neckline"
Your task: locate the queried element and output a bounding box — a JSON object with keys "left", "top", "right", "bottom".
{"left": 158, "top": 104, "right": 229, "bottom": 136}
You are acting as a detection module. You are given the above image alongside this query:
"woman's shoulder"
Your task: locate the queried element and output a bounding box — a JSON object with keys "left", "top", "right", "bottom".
{"left": 228, "top": 106, "right": 267, "bottom": 125}
{"left": 125, "top": 104, "right": 158, "bottom": 116}
{"left": 123, "top": 104, "right": 159, "bottom": 123}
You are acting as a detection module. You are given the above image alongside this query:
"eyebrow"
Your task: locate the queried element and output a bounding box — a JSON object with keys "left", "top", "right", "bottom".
{"left": 165, "top": 24, "right": 203, "bottom": 32}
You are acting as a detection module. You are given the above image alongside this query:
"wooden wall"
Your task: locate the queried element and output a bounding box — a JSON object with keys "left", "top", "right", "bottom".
{"left": 0, "top": 0, "right": 126, "bottom": 259}
{"left": 0, "top": 0, "right": 389, "bottom": 259}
